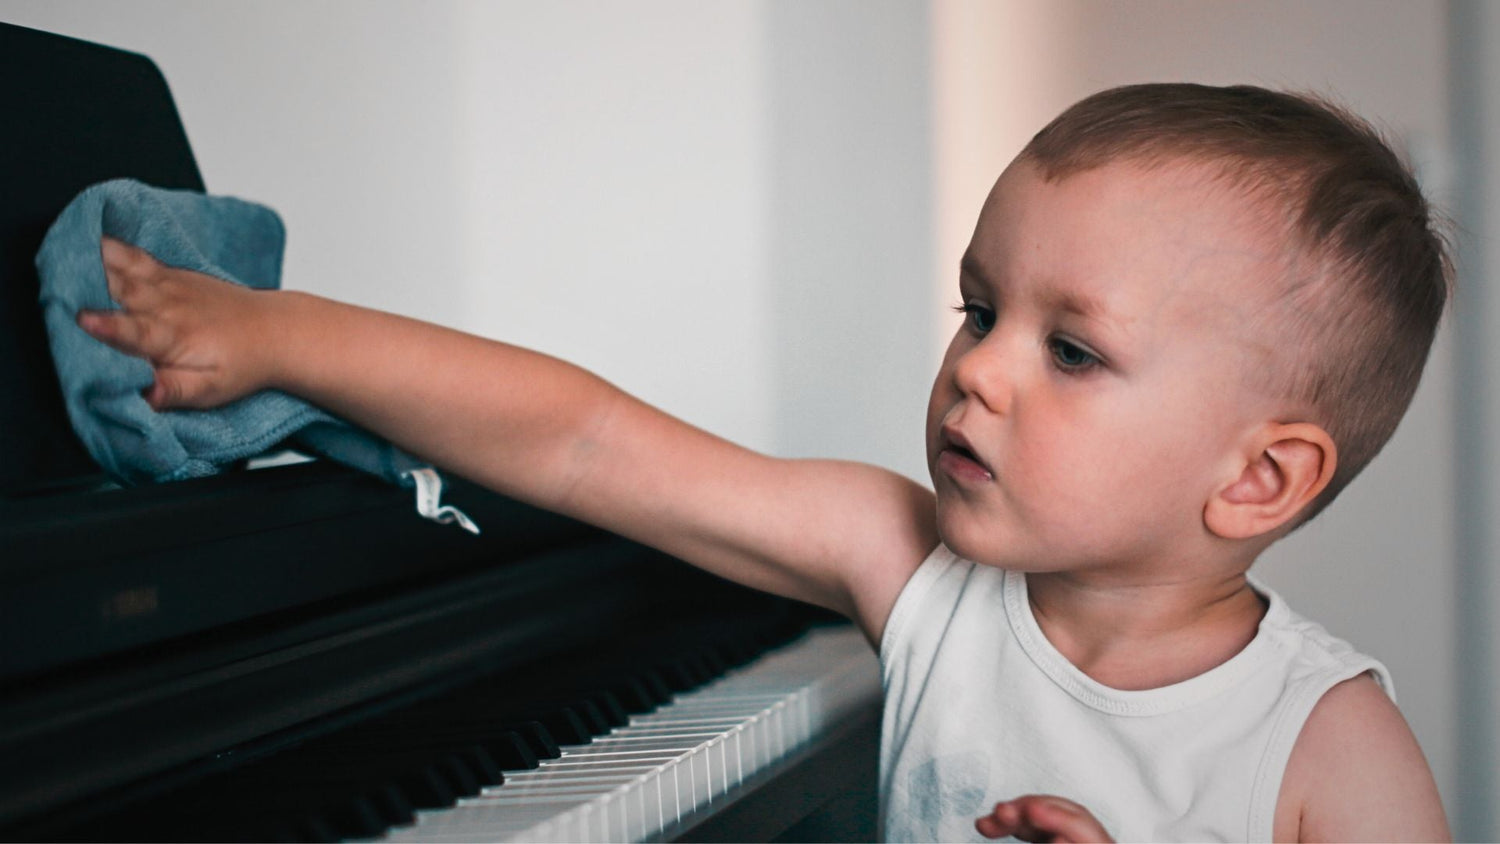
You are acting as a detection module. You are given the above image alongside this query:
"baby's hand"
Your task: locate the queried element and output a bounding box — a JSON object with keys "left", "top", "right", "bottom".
{"left": 78, "top": 237, "right": 280, "bottom": 410}
{"left": 975, "top": 795, "right": 1114, "bottom": 843}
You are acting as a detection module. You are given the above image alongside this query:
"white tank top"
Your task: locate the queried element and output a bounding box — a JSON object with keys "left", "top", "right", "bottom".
{"left": 878, "top": 545, "right": 1392, "bottom": 842}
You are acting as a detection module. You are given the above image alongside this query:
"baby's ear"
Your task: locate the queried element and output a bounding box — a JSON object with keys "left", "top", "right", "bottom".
{"left": 1203, "top": 423, "right": 1337, "bottom": 540}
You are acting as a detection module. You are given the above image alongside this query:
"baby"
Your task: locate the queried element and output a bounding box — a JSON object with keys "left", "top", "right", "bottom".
{"left": 79, "top": 83, "right": 1450, "bottom": 841}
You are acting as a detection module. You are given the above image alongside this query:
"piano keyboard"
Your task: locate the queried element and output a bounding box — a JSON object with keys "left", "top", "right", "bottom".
{"left": 380, "top": 625, "right": 879, "bottom": 843}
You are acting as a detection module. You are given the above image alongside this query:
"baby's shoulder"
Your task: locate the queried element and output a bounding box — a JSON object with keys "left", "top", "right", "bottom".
{"left": 1275, "top": 673, "right": 1448, "bottom": 841}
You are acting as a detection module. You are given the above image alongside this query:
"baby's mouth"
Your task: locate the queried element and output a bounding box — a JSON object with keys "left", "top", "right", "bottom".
{"left": 937, "top": 428, "right": 994, "bottom": 481}
{"left": 949, "top": 443, "right": 981, "bottom": 464}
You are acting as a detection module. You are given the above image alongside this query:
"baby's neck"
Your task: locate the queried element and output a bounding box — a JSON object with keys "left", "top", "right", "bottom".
{"left": 1025, "top": 569, "right": 1268, "bottom": 691}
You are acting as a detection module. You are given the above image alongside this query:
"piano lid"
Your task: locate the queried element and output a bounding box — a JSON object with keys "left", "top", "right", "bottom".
{"left": 0, "top": 21, "right": 204, "bottom": 497}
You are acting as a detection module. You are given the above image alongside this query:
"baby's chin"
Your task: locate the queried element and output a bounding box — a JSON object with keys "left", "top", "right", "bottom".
{"left": 934, "top": 520, "right": 1018, "bottom": 570}
{"left": 934, "top": 515, "right": 1082, "bottom": 574}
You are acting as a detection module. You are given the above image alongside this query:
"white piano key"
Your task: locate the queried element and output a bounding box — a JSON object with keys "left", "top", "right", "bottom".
{"left": 599, "top": 719, "right": 750, "bottom": 735}
{"left": 569, "top": 731, "right": 725, "bottom": 750}
{"left": 517, "top": 753, "right": 682, "bottom": 771}
{"left": 395, "top": 800, "right": 581, "bottom": 839}
{"left": 495, "top": 760, "right": 673, "bottom": 781}
{"left": 467, "top": 779, "right": 638, "bottom": 801}
{"left": 484, "top": 772, "right": 652, "bottom": 792}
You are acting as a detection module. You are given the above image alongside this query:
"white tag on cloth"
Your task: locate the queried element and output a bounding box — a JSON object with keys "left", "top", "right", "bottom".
{"left": 403, "top": 467, "right": 481, "bottom": 535}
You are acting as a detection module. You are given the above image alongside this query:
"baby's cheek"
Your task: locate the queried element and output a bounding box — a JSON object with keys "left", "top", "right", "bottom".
{"left": 1024, "top": 427, "right": 1122, "bottom": 495}
{"left": 1027, "top": 428, "right": 1165, "bottom": 522}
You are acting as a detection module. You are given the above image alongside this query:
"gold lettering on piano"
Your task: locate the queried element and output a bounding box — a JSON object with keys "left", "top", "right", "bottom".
{"left": 102, "top": 586, "right": 159, "bottom": 621}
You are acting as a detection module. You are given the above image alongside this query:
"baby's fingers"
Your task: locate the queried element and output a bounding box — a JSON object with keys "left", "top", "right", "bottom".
{"left": 99, "top": 235, "right": 155, "bottom": 270}
{"left": 976, "top": 800, "right": 1025, "bottom": 839}
{"left": 99, "top": 237, "right": 164, "bottom": 303}
{"left": 77, "top": 312, "right": 219, "bottom": 410}
{"left": 976, "top": 795, "right": 1113, "bottom": 843}
{"left": 77, "top": 309, "right": 167, "bottom": 360}
{"left": 142, "top": 369, "right": 210, "bottom": 411}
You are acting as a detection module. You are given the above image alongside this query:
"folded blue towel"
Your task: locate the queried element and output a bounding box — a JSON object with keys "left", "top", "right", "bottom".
{"left": 36, "top": 178, "right": 477, "bottom": 532}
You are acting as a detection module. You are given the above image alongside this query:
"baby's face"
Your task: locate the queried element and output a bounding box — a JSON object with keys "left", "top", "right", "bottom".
{"left": 927, "top": 158, "right": 1289, "bottom": 578}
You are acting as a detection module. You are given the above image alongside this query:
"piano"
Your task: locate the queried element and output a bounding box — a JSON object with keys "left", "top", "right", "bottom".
{"left": 0, "top": 22, "right": 880, "bottom": 842}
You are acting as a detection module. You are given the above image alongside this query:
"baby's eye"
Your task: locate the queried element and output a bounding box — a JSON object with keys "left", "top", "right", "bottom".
{"left": 953, "top": 302, "right": 996, "bottom": 334}
{"left": 1049, "top": 337, "right": 1099, "bottom": 371}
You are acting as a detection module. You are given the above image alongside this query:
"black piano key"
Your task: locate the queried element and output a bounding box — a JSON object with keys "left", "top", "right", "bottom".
{"left": 567, "top": 698, "right": 610, "bottom": 735}
{"left": 695, "top": 647, "right": 729, "bottom": 677}
{"left": 351, "top": 783, "right": 415, "bottom": 828}
{"left": 682, "top": 652, "right": 715, "bottom": 685}
{"left": 607, "top": 676, "right": 658, "bottom": 713}
{"left": 395, "top": 764, "right": 457, "bottom": 809}
{"left": 720, "top": 635, "right": 761, "bottom": 666}
{"left": 529, "top": 706, "right": 592, "bottom": 745}
{"left": 486, "top": 730, "right": 539, "bottom": 770}
{"left": 718, "top": 642, "right": 756, "bottom": 671}
{"left": 327, "top": 794, "right": 388, "bottom": 839}
{"left": 658, "top": 658, "right": 699, "bottom": 691}
{"left": 509, "top": 720, "right": 561, "bottom": 760}
{"left": 639, "top": 668, "right": 675, "bottom": 703}
{"left": 435, "top": 753, "right": 480, "bottom": 797}
{"left": 587, "top": 690, "right": 630, "bottom": 727}
{"left": 457, "top": 745, "right": 504, "bottom": 785}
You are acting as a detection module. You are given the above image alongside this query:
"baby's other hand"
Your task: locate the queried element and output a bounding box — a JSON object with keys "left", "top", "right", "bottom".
{"left": 975, "top": 795, "right": 1114, "bottom": 843}
{"left": 78, "top": 237, "right": 279, "bottom": 410}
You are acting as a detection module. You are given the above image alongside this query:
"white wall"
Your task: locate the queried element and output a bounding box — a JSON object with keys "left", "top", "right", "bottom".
{"left": 934, "top": 0, "right": 1479, "bottom": 835}
{"left": 762, "top": 1, "right": 933, "bottom": 478}
{"left": 451, "top": 1, "right": 780, "bottom": 456}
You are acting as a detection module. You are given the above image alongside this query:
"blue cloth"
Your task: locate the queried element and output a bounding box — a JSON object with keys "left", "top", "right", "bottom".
{"left": 36, "top": 178, "right": 427, "bottom": 487}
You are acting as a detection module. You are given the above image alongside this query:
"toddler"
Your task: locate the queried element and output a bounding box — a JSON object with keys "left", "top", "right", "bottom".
{"left": 79, "top": 83, "right": 1451, "bottom": 841}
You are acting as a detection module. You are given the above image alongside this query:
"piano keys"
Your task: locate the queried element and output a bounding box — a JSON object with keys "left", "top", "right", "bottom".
{"left": 385, "top": 625, "right": 879, "bottom": 842}
{"left": 16, "top": 610, "right": 877, "bottom": 842}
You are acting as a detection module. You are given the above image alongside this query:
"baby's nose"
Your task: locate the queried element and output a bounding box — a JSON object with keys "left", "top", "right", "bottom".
{"left": 952, "top": 340, "right": 1016, "bottom": 414}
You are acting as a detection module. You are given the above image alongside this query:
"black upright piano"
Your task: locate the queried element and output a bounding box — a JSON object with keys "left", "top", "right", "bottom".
{"left": 0, "top": 23, "right": 879, "bottom": 842}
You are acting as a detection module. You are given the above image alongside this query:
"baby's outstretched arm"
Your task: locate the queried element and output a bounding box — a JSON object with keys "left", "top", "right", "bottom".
{"left": 80, "top": 238, "right": 937, "bottom": 641}
{"left": 975, "top": 795, "right": 1114, "bottom": 843}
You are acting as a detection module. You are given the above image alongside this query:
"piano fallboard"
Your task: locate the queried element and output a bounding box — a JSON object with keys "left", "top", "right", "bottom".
{"left": 0, "top": 461, "right": 597, "bottom": 683}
